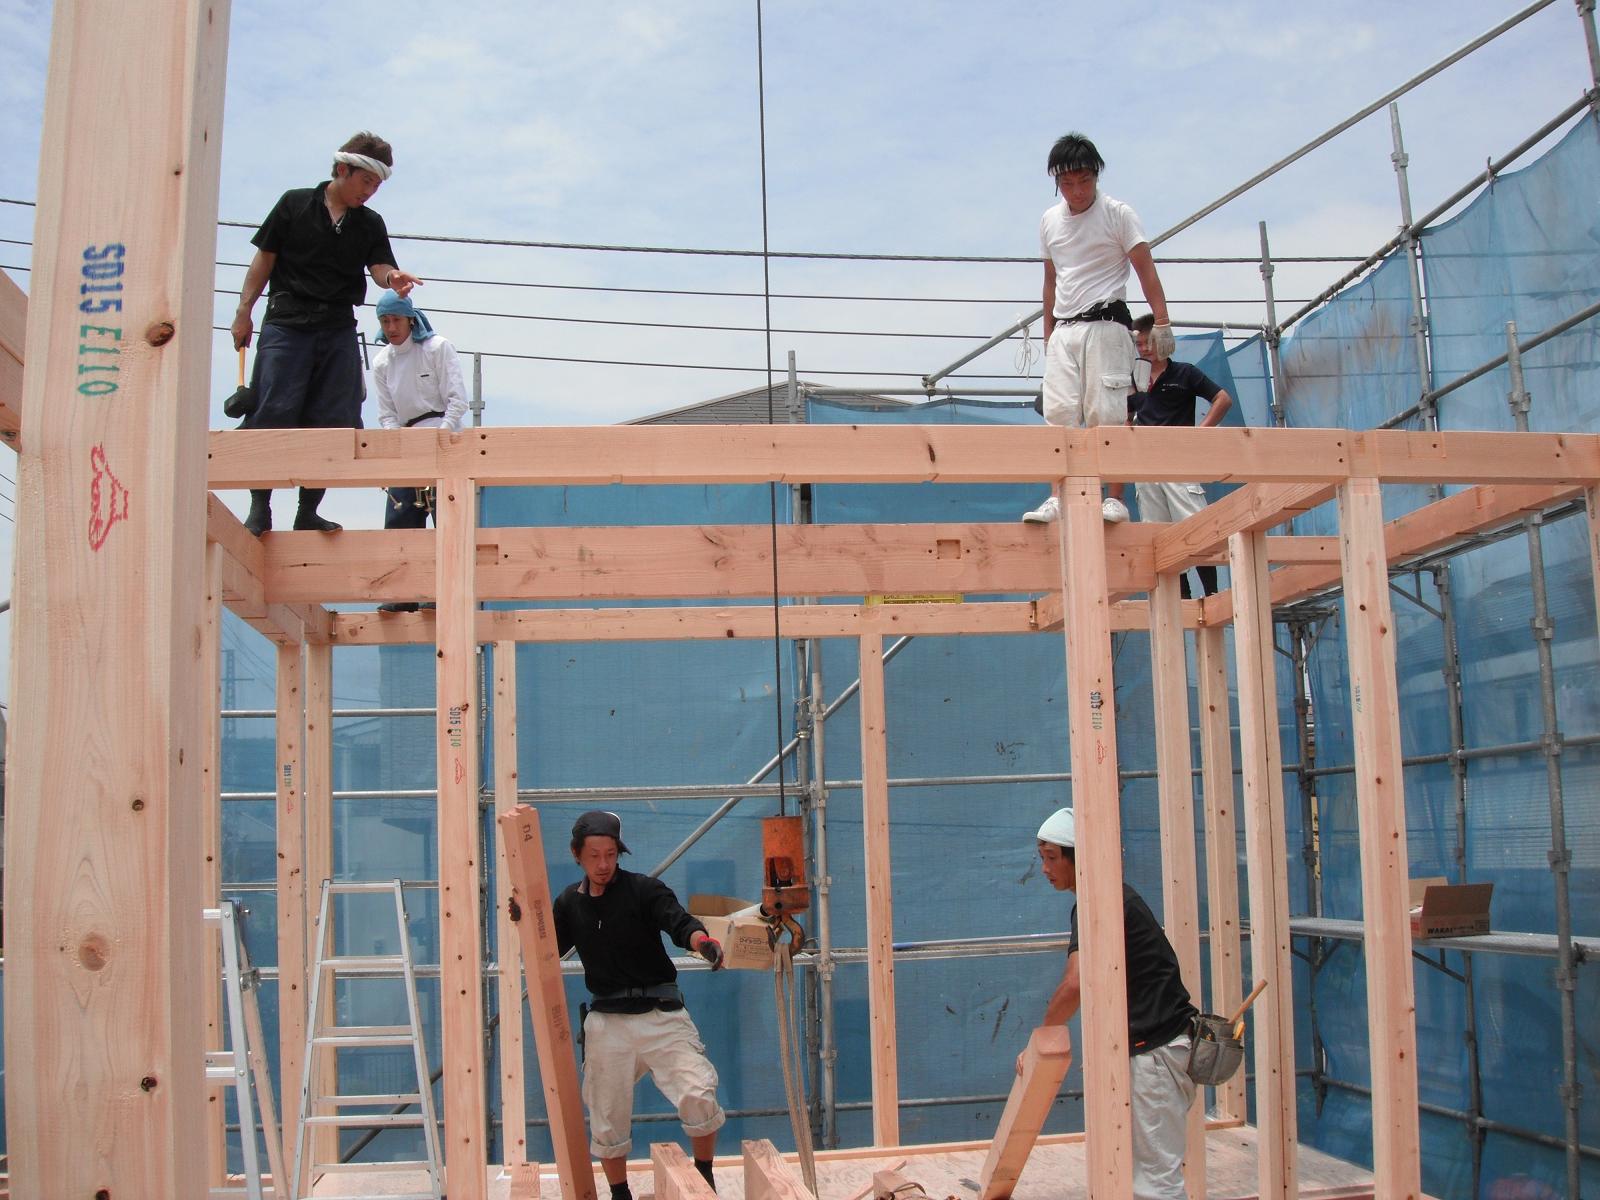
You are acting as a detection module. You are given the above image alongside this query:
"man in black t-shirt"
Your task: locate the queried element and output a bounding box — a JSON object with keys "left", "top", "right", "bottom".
{"left": 553, "top": 811, "right": 727, "bottom": 1200}
{"left": 1129, "top": 314, "right": 1234, "bottom": 598}
{"left": 230, "top": 131, "right": 422, "bottom": 535}
{"left": 1027, "top": 807, "right": 1197, "bottom": 1199}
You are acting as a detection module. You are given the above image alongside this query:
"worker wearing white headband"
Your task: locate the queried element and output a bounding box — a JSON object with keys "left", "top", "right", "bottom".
{"left": 230, "top": 131, "right": 423, "bottom": 536}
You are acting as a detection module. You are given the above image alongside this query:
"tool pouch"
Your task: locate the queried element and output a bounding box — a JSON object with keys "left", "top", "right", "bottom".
{"left": 1184, "top": 1013, "right": 1244, "bottom": 1085}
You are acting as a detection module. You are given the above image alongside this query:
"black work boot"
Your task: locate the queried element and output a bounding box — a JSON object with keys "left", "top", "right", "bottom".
{"left": 244, "top": 489, "right": 273, "bottom": 537}
{"left": 293, "top": 487, "right": 342, "bottom": 532}
{"left": 695, "top": 1159, "right": 716, "bottom": 1192}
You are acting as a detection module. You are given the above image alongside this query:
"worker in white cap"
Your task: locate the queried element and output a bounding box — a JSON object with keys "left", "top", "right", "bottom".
{"left": 1029, "top": 807, "right": 1198, "bottom": 1199}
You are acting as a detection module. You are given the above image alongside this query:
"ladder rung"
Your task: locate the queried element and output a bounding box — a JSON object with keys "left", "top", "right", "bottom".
{"left": 313, "top": 1025, "right": 416, "bottom": 1046}
{"left": 314, "top": 1158, "right": 433, "bottom": 1173}
{"left": 309, "top": 1193, "right": 438, "bottom": 1200}
{"left": 319, "top": 1092, "right": 424, "bottom": 1106}
{"left": 205, "top": 1066, "right": 240, "bottom": 1084}
{"left": 305, "top": 1112, "right": 426, "bottom": 1128}
{"left": 319, "top": 954, "right": 409, "bottom": 972}
{"left": 324, "top": 881, "right": 408, "bottom": 894}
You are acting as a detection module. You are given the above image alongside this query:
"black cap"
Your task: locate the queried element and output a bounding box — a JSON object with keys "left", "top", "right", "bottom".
{"left": 572, "top": 809, "right": 630, "bottom": 854}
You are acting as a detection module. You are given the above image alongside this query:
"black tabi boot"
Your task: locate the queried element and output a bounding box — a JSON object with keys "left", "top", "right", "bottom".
{"left": 293, "top": 487, "right": 342, "bottom": 532}
{"left": 244, "top": 489, "right": 272, "bottom": 537}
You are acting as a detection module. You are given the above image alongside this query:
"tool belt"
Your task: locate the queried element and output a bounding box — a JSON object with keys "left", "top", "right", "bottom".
{"left": 1060, "top": 298, "right": 1133, "bottom": 329}
{"left": 588, "top": 982, "right": 684, "bottom": 1012}
{"left": 1184, "top": 1013, "right": 1245, "bottom": 1085}
{"left": 403, "top": 410, "right": 448, "bottom": 428}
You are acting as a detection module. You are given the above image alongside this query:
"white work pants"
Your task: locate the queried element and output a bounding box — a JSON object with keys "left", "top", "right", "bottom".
{"left": 1041, "top": 320, "right": 1136, "bottom": 428}
{"left": 582, "top": 1007, "right": 725, "bottom": 1159}
{"left": 1131, "top": 1036, "right": 1197, "bottom": 1199}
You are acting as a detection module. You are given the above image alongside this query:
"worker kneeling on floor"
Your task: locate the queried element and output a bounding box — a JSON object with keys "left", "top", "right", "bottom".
{"left": 1027, "top": 807, "right": 1198, "bottom": 1199}
{"left": 555, "top": 810, "right": 728, "bottom": 1198}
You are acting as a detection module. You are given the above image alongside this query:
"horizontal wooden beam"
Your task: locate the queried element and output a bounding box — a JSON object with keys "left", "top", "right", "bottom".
{"left": 207, "top": 496, "right": 330, "bottom": 645}
{"left": 259, "top": 522, "right": 1158, "bottom": 604}
{"left": 1154, "top": 482, "right": 1336, "bottom": 574}
{"left": 1202, "top": 481, "right": 1582, "bottom": 624}
{"left": 0, "top": 269, "right": 24, "bottom": 448}
{"left": 205, "top": 425, "right": 1600, "bottom": 490}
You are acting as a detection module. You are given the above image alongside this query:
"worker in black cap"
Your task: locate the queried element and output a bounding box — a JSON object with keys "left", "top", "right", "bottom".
{"left": 553, "top": 810, "right": 726, "bottom": 1198}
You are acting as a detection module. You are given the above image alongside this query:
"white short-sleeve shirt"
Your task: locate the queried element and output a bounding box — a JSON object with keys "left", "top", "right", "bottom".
{"left": 1039, "top": 191, "right": 1147, "bottom": 319}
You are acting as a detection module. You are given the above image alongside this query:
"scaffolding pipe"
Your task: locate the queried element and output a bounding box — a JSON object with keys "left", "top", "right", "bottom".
{"left": 922, "top": 0, "right": 1559, "bottom": 390}
{"left": 1506, "top": 321, "right": 1583, "bottom": 1196}
{"left": 1258, "top": 222, "right": 1289, "bottom": 427}
{"left": 807, "top": 631, "right": 838, "bottom": 1147}
{"left": 1278, "top": 90, "right": 1595, "bottom": 334}
{"left": 1577, "top": 0, "right": 1600, "bottom": 98}
{"left": 1389, "top": 103, "right": 1438, "bottom": 439}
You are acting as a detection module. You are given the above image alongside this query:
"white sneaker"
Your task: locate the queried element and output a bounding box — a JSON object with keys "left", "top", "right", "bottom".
{"left": 1022, "top": 496, "right": 1061, "bottom": 524}
{"left": 1101, "top": 497, "right": 1130, "bottom": 524}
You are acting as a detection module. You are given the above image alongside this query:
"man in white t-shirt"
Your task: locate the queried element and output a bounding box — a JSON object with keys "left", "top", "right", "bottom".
{"left": 1023, "top": 133, "right": 1173, "bottom": 525}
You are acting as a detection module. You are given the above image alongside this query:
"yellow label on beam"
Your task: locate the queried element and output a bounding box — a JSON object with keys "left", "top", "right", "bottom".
{"left": 864, "top": 593, "right": 964, "bottom": 606}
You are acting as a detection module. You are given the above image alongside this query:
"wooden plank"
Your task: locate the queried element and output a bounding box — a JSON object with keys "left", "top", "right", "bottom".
{"left": 1335, "top": 481, "right": 1422, "bottom": 1195}
{"left": 494, "top": 641, "right": 530, "bottom": 1171}
{"left": 1226, "top": 530, "right": 1297, "bottom": 1200}
{"left": 258, "top": 522, "right": 1158, "bottom": 604}
{"left": 4, "top": 1, "right": 229, "bottom": 1192}
{"left": 1055, "top": 478, "right": 1133, "bottom": 1196}
{"left": 498, "top": 805, "right": 598, "bottom": 1200}
{"left": 1153, "top": 482, "right": 1336, "bottom": 574}
{"left": 272, "top": 643, "right": 307, "bottom": 1177}
{"left": 1352, "top": 427, "right": 1600, "bottom": 484}
{"left": 0, "top": 268, "right": 26, "bottom": 447}
{"left": 201, "top": 544, "right": 226, "bottom": 1187}
{"left": 303, "top": 640, "right": 336, "bottom": 1177}
{"left": 653, "top": 1142, "right": 718, "bottom": 1200}
{"left": 1147, "top": 575, "right": 1206, "bottom": 1198}
{"left": 509, "top": 1162, "right": 540, "bottom": 1200}
{"left": 1196, "top": 625, "right": 1245, "bottom": 1122}
{"left": 742, "top": 1138, "right": 813, "bottom": 1200}
{"left": 977, "top": 1025, "right": 1072, "bottom": 1200}
{"left": 859, "top": 633, "right": 900, "bottom": 1147}
{"left": 437, "top": 476, "right": 489, "bottom": 1200}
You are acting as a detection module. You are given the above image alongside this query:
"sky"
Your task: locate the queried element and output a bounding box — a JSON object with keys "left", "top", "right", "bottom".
{"left": 0, "top": 0, "right": 1594, "bottom": 687}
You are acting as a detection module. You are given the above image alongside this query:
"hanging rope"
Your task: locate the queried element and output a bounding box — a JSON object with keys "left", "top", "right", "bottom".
{"left": 771, "top": 928, "right": 818, "bottom": 1194}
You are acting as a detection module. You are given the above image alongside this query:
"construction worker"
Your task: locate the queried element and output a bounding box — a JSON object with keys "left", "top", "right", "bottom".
{"left": 1026, "top": 807, "right": 1197, "bottom": 1199}
{"left": 230, "top": 131, "right": 422, "bottom": 536}
{"left": 1129, "top": 313, "right": 1234, "bottom": 597}
{"left": 554, "top": 811, "right": 727, "bottom": 1200}
{"left": 1023, "top": 132, "right": 1172, "bottom": 526}
{"left": 370, "top": 290, "right": 468, "bottom": 612}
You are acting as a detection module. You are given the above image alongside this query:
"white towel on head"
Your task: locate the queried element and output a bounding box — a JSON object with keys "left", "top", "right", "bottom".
{"left": 333, "top": 151, "right": 391, "bottom": 181}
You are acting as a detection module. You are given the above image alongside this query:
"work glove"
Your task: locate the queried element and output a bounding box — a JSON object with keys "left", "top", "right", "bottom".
{"left": 698, "top": 936, "right": 725, "bottom": 971}
{"left": 1150, "top": 320, "right": 1176, "bottom": 360}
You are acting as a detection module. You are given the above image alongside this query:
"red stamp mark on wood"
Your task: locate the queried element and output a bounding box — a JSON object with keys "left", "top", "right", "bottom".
{"left": 88, "top": 444, "right": 129, "bottom": 550}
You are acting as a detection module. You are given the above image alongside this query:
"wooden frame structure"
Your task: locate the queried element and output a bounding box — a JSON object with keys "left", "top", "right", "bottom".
{"left": 7, "top": 5, "right": 1600, "bottom": 1197}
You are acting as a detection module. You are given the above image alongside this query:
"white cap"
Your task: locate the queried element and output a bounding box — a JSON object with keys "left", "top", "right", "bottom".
{"left": 1037, "top": 807, "right": 1076, "bottom": 848}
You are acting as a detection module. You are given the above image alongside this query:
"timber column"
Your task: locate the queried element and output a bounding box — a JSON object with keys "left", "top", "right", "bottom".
{"left": 5, "top": 1, "right": 231, "bottom": 1196}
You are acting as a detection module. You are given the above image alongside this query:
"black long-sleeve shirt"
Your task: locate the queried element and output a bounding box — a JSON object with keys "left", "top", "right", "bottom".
{"left": 552, "top": 868, "right": 706, "bottom": 1011}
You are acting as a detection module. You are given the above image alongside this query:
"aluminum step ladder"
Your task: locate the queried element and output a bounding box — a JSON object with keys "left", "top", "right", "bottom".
{"left": 205, "top": 900, "right": 288, "bottom": 1199}
{"left": 292, "top": 879, "right": 443, "bottom": 1200}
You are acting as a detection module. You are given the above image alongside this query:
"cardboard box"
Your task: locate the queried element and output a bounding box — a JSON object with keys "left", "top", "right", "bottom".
{"left": 1408, "top": 877, "right": 1493, "bottom": 939}
{"left": 689, "top": 894, "right": 775, "bottom": 970}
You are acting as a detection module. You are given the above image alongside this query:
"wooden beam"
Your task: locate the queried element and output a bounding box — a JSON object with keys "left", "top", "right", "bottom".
{"left": 1203, "top": 481, "right": 1582, "bottom": 624}
{"left": 1226, "top": 530, "right": 1297, "bottom": 1200}
{"left": 1147, "top": 575, "right": 1206, "bottom": 1197}
{"left": 4, "top": 1, "right": 229, "bottom": 1191}
{"left": 494, "top": 641, "right": 530, "bottom": 1172}
{"left": 209, "top": 495, "right": 334, "bottom": 646}
{"left": 437, "top": 476, "right": 489, "bottom": 1199}
{"left": 653, "top": 1142, "right": 717, "bottom": 1200}
{"left": 859, "top": 633, "right": 900, "bottom": 1147}
{"left": 273, "top": 643, "right": 307, "bottom": 1177}
{"left": 201, "top": 543, "right": 226, "bottom": 1188}
{"left": 1336, "top": 480, "right": 1422, "bottom": 1195}
{"left": 1153, "top": 482, "right": 1336, "bottom": 574}
{"left": 0, "top": 268, "right": 26, "bottom": 448}
{"left": 977, "top": 1025, "right": 1072, "bottom": 1200}
{"left": 303, "top": 640, "right": 336, "bottom": 1177}
{"left": 206, "top": 424, "right": 1600, "bottom": 490}
{"left": 498, "top": 805, "right": 598, "bottom": 1200}
{"left": 1056, "top": 478, "right": 1133, "bottom": 1196}
{"left": 257, "top": 522, "right": 1158, "bottom": 604}
{"left": 742, "top": 1139, "right": 813, "bottom": 1200}
{"left": 1195, "top": 625, "right": 1245, "bottom": 1122}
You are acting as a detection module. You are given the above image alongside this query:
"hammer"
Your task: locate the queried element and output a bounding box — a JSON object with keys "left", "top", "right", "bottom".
{"left": 1228, "top": 978, "right": 1269, "bottom": 1040}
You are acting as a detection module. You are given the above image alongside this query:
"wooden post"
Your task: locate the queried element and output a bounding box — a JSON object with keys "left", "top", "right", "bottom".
{"left": 437, "top": 476, "right": 489, "bottom": 1198}
{"left": 978, "top": 1025, "right": 1072, "bottom": 1200}
{"left": 742, "top": 1138, "right": 812, "bottom": 1200}
{"left": 1196, "top": 625, "right": 1245, "bottom": 1122}
{"left": 494, "top": 640, "right": 531, "bottom": 1173}
{"left": 858, "top": 632, "right": 900, "bottom": 1146}
{"left": 3, "top": 1, "right": 230, "bottom": 1191}
{"left": 1056, "top": 477, "right": 1133, "bottom": 1196}
{"left": 653, "top": 1142, "right": 717, "bottom": 1200}
{"left": 1336, "top": 480, "right": 1422, "bottom": 1194}
{"left": 274, "top": 642, "right": 308, "bottom": 1174}
{"left": 202, "top": 542, "right": 226, "bottom": 1187}
{"left": 1588, "top": 486, "right": 1600, "bottom": 640}
{"left": 1146, "top": 574, "right": 1206, "bottom": 1196}
{"left": 498, "top": 805, "right": 598, "bottom": 1200}
{"left": 1226, "top": 530, "right": 1297, "bottom": 1199}
{"left": 304, "top": 639, "right": 337, "bottom": 1175}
